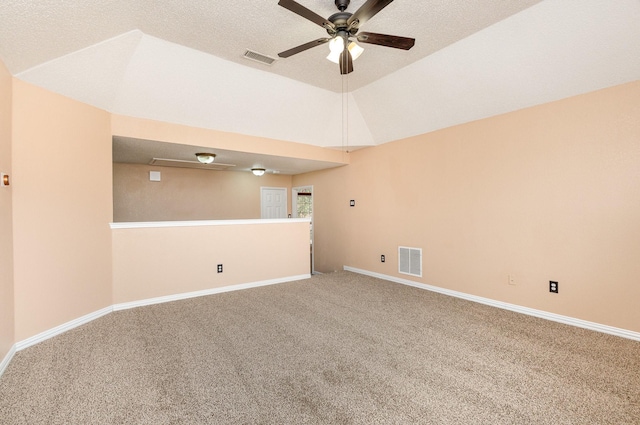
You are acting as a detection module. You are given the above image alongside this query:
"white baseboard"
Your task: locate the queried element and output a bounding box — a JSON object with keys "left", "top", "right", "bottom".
{"left": 10, "top": 273, "right": 311, "bottom": 359}
{"left": 113, "top": 274, "right": 311, "bottom": 311}
{"left": 2, "top": 275, "right": 312, "bottom": 377}
{"left": 15, "top": 306, "right": 114, "bottom": 352}
{"left": 0, "top": 344, "right": 16, "bottom": 378}
{"left": 344, "top": 266, "right": 640, "bottom": 342}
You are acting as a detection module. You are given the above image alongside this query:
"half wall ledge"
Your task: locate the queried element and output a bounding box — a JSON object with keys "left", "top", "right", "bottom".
{"left": 110, "top": 218, "right": 311, "bottom": 229}
{"left": 111, "top": 218, "right": 312, "bottom": 305}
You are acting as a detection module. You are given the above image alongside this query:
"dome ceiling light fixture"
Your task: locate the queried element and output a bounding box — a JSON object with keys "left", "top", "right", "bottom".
{"left": 251, "top": 168, "right": 266, "bottom": 176}
{"left": 277, "top": 0, "right": 415, "bottom": 75}
{"left": 195, "top": 153, "right": 216, "bottom": 164}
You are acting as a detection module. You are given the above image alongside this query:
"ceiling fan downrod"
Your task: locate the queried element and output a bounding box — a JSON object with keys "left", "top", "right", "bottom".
{"left": 335, "top": 0, "right": 350, "bottom": 12}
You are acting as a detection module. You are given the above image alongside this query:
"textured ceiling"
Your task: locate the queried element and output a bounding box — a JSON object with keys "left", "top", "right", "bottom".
{"left": 0, "top": 0, "right": 544, "bottom": 92}
{"left": 1, "top": 0, "right": 639, "bottom": 157}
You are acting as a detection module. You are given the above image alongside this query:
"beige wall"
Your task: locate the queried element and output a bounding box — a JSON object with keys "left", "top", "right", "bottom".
{"left": 113, "top": 163, "right": 293, "bottom": 222}
{"left": 111, "top": 114, "right": 349, "bottom": 165}
{"left": 3, "top": 69, "right": 639, "bottom": 348}
{"left": 294, "top": 81, "right": 640, "bottom": 332}
{"left": 112, "top": 221, "right": 310, "bottom": 304}
{"left": 0, "top": 62, "right": 14, "bottom": 360}
{"left": 11, "top": 81, "right": 113, "bottom": 341}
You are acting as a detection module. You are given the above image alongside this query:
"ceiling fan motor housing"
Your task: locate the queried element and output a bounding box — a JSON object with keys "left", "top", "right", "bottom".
{"left": 327, "top": 12, "right": 358, "bottom": 37}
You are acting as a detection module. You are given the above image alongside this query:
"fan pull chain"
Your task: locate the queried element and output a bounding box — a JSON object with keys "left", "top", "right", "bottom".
{"left": 345, "top": 70, "right": 349, "bottom": 154}
{"left": 341, "top": 56, "right": 344, "bottom": 157}
{"left": 340, "top": 50, "right": 349, "bottom": 156}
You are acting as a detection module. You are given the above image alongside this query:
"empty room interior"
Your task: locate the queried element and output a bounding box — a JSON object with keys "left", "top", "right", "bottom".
{"left": 0, "top": 0, "right": 639, "bottom": 423}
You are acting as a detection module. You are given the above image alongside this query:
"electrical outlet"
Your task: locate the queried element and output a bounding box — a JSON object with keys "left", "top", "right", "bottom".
{"left": 549, "top": 281, "right": 558, "bottom": 293}
{"left": 217, "top": 264, "right": 223, "bottom": 273}
{"left": 381, "top": 255, "right": 385, "bottom": 263}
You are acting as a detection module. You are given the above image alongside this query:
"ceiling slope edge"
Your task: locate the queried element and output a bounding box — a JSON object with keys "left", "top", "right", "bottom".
{"left": 13, "top": 29, "right": 376, "bottom": 148}
{"left": 109, "top": 33, "right": 374, "bottom": 148}
{"left": 320, "top": 91, "right": 376, "bottom": 150}
{"left": 15, "top": 30, "right": 144, "bottom": 113}
{"left": 352, "top": 0, "right": 640, "bottom": 145}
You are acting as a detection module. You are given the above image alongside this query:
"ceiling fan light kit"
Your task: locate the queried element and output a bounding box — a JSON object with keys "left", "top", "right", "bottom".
{"left": 326, "top": 36, "right": 345, "bottom": 63}
{"left": 347, "top": 41, "right": 364, "bottom": 60}
{"left": 277, "top": 0, "right": 415, "bottom": 75}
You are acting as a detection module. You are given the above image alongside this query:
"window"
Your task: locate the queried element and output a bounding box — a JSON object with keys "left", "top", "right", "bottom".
{"left": 296, "top": 192, "right": 312, "bottom": 218}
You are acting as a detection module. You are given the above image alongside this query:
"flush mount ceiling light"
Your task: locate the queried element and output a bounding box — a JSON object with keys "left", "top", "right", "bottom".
{"left": 251, "top": 168, "right": 266, "bottom": 176}
{"left": 195, "top": 153, "right": 216, "bottom": 164}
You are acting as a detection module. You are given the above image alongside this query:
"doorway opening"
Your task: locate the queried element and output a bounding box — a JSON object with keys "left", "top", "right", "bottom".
{"left": 292, "top": 186, "right": 314, "bottom": 274}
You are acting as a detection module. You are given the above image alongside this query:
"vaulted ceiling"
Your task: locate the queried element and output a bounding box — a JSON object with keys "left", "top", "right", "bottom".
{"left": 1, "top": 0, "right": 639, "bottom": 149}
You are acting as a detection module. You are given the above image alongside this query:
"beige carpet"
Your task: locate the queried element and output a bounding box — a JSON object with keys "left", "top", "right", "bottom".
{"left": 1, "top": 271, "right": 639, "bottom": 424}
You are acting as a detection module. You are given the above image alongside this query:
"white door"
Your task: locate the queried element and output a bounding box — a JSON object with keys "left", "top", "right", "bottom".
{"left": 261, "top": 187, "right": 287, "bottom": 219}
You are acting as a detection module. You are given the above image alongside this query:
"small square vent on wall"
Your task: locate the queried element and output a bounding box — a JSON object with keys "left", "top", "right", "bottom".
{"left": 399, "top": 246, "right": 422, "bottom": 277}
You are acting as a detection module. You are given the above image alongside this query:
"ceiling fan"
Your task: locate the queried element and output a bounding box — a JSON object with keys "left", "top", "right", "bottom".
{"left": 277, "top": 0, "right": 415, "bottom": 75}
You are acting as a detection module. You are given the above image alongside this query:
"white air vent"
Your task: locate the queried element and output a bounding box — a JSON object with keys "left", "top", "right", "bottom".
{"left": 399, "top": 246, "right": 422, "bottom": 277}
{"left": 149, "top": 158, "right": 236, "bottom": 171}
{"left": 243, "top": 49, "right": 276, "bottom": 65}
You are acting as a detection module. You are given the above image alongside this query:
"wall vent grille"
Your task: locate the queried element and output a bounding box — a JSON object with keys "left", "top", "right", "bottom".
{"left": 243, "top": 50, "right": 276, "bottom": 65}
{"left": 398, "top": 246, "right": 422, "bottom": 277}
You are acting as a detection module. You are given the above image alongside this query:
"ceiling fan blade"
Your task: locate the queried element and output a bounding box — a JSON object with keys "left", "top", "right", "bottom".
{"left": 347, "top": 0, "right": 394, "bottom": 28}
{"left": 356, "top": 32, "right": 415, "bottom": 50}
{"left": 278, "top": 0, "right": 335, "bottom": 30}
{"left": 339, "top": 50, "right": 353, "bottom": 75}
{"left": 278, "top": 38, "right": 330, "bottom": 58}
